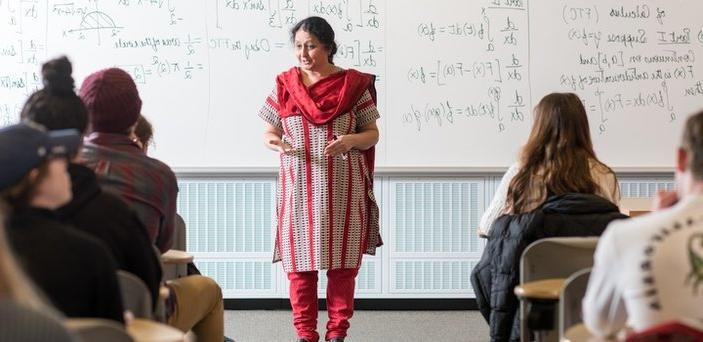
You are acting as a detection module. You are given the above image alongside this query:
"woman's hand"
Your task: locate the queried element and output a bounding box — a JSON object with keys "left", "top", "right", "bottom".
{"left": 263, "top": 123, "right": 293, "bottom": 154}
{"left": 271, "top": 139, "right": 294, "bottom": 154}
{"left": 325, "top": 135, "right": 353, "bottom": 157}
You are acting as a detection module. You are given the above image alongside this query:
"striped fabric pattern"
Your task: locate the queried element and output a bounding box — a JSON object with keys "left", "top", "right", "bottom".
{"left": 79, "top": 133, "right": 178, "bottom": 252}
{"left": 260, "top": 89, "right": 381, "bottom": 272}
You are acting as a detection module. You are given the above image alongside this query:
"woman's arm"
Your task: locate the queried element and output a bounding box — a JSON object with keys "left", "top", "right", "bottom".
{"left": 477, "top": 164, "right": 519, "bottom": 237}
{"left": 263, "top": 123, "right": 292, "bottom": 153}
{"left": 324, "top": 121, "right": 379, "bottom": 157}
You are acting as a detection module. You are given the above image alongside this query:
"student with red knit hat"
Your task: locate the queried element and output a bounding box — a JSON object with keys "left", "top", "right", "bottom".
{"left": 77, "top": 67, "right": 226, "bottom": 342}
{"left": 78, "top": 67, "right": 176, "bottom": 253}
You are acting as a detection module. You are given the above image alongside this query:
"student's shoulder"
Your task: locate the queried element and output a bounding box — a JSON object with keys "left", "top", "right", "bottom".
{"left": 92, "top": 189, "right": 132, "bottom": 212}
{"left": 141, "top": 155, "right": 177, "bottom": 181}
{"left": 587, "top": 159, "right": 613, "bottom": 175}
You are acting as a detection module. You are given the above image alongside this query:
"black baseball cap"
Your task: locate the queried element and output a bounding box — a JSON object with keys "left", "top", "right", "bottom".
{"left": 0, "top": 122, "right": 80, "bottom": 191}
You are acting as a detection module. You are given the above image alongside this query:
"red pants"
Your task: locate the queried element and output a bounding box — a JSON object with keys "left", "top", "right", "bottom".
{"left": 288, "top": 268, "right": 359, "bottom": 342}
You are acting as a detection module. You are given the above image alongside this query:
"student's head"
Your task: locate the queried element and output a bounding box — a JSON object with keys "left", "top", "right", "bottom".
{"left": 528, "top": 92, "right": 594, "bottom": 156}
{"left": 677, "top": 111, "right": 703, "bottom": 196}
{"left": 79, "top": 67, "right": 142, "bottom": 135}
{"left": 507, "top": 92, "right": 611, "bottom": 213}
{"left": 0, "top": 123, "right": 80, "bottom": 210}
{"left": 131, "top": 115, "right": 154, "bottom": 153}
{"left": 290, "top": 16, "right": 338, "bottom": 68}
{"left": 21, "top": 56, "right": 88, "bottom": 140}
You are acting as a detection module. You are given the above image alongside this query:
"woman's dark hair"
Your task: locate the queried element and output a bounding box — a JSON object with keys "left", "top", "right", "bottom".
{"left": 20, "top": 56, "right": 88, "bottom": 135}
{"left": 133, "top": 115, "right": 154, "bottom": 151}
{"left": 506, "top": 92, "right": 616, "bottom": 213}
{"left": 290, "top": 16, "right": 338, "bottom": 64}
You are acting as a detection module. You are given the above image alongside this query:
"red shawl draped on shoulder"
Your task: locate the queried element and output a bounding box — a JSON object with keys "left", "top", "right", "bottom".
{"left": 275, "top": 67, "right": 378, "bottom": 176}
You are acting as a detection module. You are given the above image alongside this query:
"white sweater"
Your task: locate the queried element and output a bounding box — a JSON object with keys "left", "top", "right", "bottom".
{"left": 583, "top": 195, "right": 703, "bottom": 337}
{"left": 478, "top": 161, "right": 620, "bottom": 236}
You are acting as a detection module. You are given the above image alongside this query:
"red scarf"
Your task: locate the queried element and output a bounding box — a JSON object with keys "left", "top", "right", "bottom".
{"left": 275, "top": 67, "right": 377, "bottom": 175}
{"left": 276, "top": 67, "right": 376, "bottom": 124}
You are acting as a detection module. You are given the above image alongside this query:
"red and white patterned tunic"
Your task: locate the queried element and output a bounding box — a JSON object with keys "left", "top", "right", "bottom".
{"left": 259, "top": 88, "right": 381, "bottom": 273}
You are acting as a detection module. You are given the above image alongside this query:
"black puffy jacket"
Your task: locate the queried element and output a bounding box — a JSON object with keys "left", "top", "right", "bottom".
{"left": 470, "top": 193, "right": 628, "bottom": 341}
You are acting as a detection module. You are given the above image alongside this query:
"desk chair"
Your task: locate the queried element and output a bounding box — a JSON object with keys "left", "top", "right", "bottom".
{"left": 117, "top": 270, "right": 154, "bottom": 320}
{"left": 65, "top": 318, "right": 133, "bottom": 342}
{"left": 619, "top": 198, "right": 653, "bottom": 217}
{"left": 559, "top": 268, "right": 591, "bottom": 341}
{"left": 173, "top": 213, "right": 187, "bottom": 251}
{"left": 127, "top": 318, "right": 186, "bottom": 342}
{"left": 628, "top": 210, "right": 651, "bottom": 218}
{"left": 162, "top": 214, "right": 194, "bottom": 280}
{"left": 516, "top": 237, "right": 599, "bottom": 342}
{"left": 0, "top": 299, "right": 75, "bottom": 342}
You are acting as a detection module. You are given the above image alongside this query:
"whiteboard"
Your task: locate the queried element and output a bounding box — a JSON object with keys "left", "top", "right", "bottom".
{"left": 0, "top": 0, "right": 697, "bottom": 170}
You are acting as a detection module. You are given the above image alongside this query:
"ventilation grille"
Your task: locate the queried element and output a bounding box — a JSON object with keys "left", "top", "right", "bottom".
{"left": 177, "top": 180, "right": 275, "bottom": 253}
{"left": 195, "top": 260, "right": 274, "bottom": 291}
{"left": 393, "top": 260, "right": 475, "bottom": 292}
{"left": 393, "top": 180, "right": 482, "bottom": 253}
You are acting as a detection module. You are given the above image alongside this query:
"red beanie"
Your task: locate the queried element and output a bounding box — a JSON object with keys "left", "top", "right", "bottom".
{"left": 79, "top": 68, "right": 142, "bottom": 134}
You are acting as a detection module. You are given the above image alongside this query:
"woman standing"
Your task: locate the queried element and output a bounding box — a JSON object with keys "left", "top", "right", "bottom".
{"left": 259, "top": 16, "right": 381, "bottom": 342}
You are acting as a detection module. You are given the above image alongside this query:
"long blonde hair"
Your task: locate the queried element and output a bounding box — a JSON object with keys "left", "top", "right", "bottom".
{"left": 0, "top": 203, "right": 45, "bottom": 310}
{"left": 506, "top": 93, "right": 615, "bottom": 213}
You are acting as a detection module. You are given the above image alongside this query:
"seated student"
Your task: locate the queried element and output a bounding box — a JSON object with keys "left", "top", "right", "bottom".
{"left": 0, "top": 210, "right": 75, "bottom": 342}
{"left": 477, "top": 93, "right": 620, "bottom": 237}
{"left": 130, "top": 114, "right": 203, "bottom": 275}
{"left": 77, "top": 69, "right": 177, "bottom": 253}
{"left": 583, "top": 110, "right": 703, "bottom": 338}
{"left": 77, "top": 67, "right": 225, "bottom": 342}
{"left": 470, "top": 93, "right": 627, "bottom": 342}
{"left": 0, "top": 123, "right": 124, "bottom": 323}
{"left": 20, "top": 56, "right": 162, "bottom": 305}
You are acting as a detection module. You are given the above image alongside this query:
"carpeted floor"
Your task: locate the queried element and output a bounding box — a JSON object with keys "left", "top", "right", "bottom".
{"left": 224, "top": 310, "right": 489, "bottom": 342}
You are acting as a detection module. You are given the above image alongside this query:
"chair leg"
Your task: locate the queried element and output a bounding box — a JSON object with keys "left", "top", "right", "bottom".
{"left": 526, "top": 299, "right": 559, "bottom": 342}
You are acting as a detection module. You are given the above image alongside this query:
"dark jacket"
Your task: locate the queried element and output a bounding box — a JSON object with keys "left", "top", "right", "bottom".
{"left": 6, "top": 207, "right": 124, "bottom": 323}
{"left": 57, "top": 163, "right": 162, "bottom": 305}
{"left": 470, "top": 193, "right": 628, "bottom": 342}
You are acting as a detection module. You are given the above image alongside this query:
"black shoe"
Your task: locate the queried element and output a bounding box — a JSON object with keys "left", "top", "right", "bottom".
{"left": 297, "top": 339, "right": 310, "bottom": 342}
{"left": 224, "top": 337, "right": 235, "bottom": 342}
{"left": 328, "top": 339, "right": 345, "bottom": 342}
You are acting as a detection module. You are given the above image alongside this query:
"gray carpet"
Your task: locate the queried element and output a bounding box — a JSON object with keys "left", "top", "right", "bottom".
{"left": 225, "top": 310, "right": 489, "bottom": 342}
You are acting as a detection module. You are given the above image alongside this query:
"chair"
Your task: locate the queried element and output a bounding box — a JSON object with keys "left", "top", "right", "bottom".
{"left": 516, "top": 237, "right": 599, "bottom": 342}
{"left": 117, "top": 270, "right": 153, "bottom": 319}
{"left": 559, "top": 268, "right": 591, "bottom": 340}
{"left": 162, "top": 214, "right": 193, "bottom": 280}
{"left": 65, "top": 318, "right": 133, "bottom": 342}
{"left": 126, "top": 318, "right": 186, "bottom": 342}
{"left": 173, "top": 213, "right": 187, "bottom": 251}
{"left": 0, "top": 299, "right": 75, "bottom": 342}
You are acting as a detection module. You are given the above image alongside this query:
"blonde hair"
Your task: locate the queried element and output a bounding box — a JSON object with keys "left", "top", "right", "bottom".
{"left": 0, "top": 203, "right": 45, "bottom": 310}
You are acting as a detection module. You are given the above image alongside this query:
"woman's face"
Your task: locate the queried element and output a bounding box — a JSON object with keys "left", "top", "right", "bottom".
{"left": 294, "top": 30, "right": 330, "bottom": 72}
{"left": 32, "top": 158, "right": 71, "bottom": 209}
